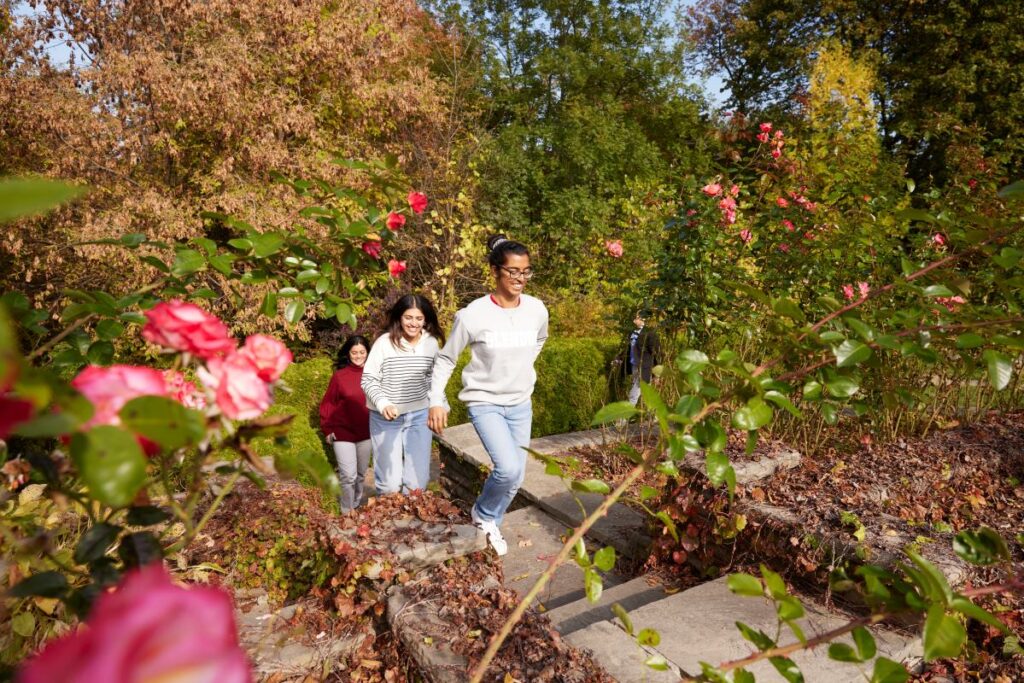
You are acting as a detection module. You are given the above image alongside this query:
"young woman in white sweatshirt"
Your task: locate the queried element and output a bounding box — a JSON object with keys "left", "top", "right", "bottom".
{"left": 362, "top": 294, "right": 445, "bottom": 495}
{"left": 428, "top": 235, "right": 548, "bottom": 554}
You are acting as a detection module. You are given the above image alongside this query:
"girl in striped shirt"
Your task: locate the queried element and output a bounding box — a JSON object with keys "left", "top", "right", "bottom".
{"left": 361, "top": 294, "right": 445, "bottom": 494}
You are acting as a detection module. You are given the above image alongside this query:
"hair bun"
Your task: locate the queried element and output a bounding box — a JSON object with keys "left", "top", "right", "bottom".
{"left": 487, "top": 234, "right": 509, "bottom": 252}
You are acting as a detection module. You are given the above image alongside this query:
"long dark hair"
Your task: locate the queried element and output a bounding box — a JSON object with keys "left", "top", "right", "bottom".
{"left": 383, "top": 294, "right": 445, "bottom": 349}
{"left": 335, "top": 335, "right": 371, "bottom": 369}
{"left": 487, "top": 233, "right": 530, "bottom": 267}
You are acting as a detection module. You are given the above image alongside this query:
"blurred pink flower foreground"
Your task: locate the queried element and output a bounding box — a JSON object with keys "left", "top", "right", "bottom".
{"left": 19, "top": 564, "right": 251, "bottom": 683}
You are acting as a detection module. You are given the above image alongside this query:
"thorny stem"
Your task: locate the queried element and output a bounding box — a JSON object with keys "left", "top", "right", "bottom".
{"left": 27, "top": 316, "right": 93, "bottom": 360}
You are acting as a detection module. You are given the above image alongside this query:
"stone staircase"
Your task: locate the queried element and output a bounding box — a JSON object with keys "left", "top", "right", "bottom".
{"left": 430, "top": 423, "right": 927, "bottom": 682}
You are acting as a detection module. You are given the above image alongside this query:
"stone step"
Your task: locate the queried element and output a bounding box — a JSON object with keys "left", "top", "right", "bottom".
{"left": 327, "top": 519, "right": 486, "bottom": 573}
{"left": 565, "top": 620, "right": 683, "bottom": 683}
{"left": 436, "top": 423, "right": 651, "bottom": 559}
{"left": 577, "top": 576, "right": 921, "bottom": 682}
{"left": 500, "top": 506, "right": 624, "bottom": 611}
{"left": 545, "top": 575, "right": 670, "bottom": 635}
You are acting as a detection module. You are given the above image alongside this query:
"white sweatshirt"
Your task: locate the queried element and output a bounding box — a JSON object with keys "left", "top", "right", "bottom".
{"left": 361, "top": 332, "right": 440, "bottom": 415}
{"left": 429, "top": 294, "right": 548, "bottom": 407}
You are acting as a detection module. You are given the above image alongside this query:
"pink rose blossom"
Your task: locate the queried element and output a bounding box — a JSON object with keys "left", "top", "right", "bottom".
{"left": 932, "top": 233, "right": 946, "bottom": 246}
{"left": 385, "top": 211, "right": 406, "bottom": 231}
{"left": 718, "top": 196, "right": 736, "bottom": 211}
{"left": 778, "top": 243, "right": 790, "bottom": 253}
{"left": 771, "top": 149, "right": 782, "bottom": 159}
{"left": 858, "top": 282, "right": 870, "bottom": 298}
{"left": 237, "top": 335, "right": 292, "bottom": 383}
{"left": 759, "top": 122, "right": 772, "bottom": 133}
{"left": 936, "top": 296, "right": 967, "bottom": 312}
{"left": 782, "top": 219, "right": 796, "bottom": 231}
{"left": 774, "top": 130, "right": 784, "bottom": 139}
{"left": 198, "top": 354, "right": 271, "bottom": 421}
{"left": 407, "top": 192, "right": 428, "bottom": 215}
{"left": 756, "top": 131, "right": 770, "bottom": 144}
{"left": 72, "top": 365, "right": 169, "bottom": 429}
{"left": 803, "top": 200, "right": 817, "bottom": 211}
{"left": 842, "top": 284, "right": 856, "bottom": 301}
{"left": 142, "top": 301, "right": 236, "bottom": 359}
{"left": 686, "top": 209, "right": 698, "bottom": 216}
{"left": 362, "top": 241, "right": 383, "bottom": 259}
{"left": 605, "top": 239, "right": 624, "bottom": 258}
{"left": 163, "top": 370, "right": 206, "bottom": 411}
{"left": 388, "top": 259, "right": 407, "bottom": 278}
{"left": 701, "top": 183, "right": 722, "bottom": 197}
{"left": 730, "top": 184, "right": 740, "bottom": 197}
{"left": 968, "top": 178, "right": 978, "bottom": 190}
{"left": 723, "top": 210, "right": 737, "bottom": 225}
{"left": 739, "top": 229, "right": 753, "bottom": 244}
{"left": 776, "top": 197, "right": 789, "bottom": 208}
{"left": 18, "top": 564, "right": 250, "bottom": 683}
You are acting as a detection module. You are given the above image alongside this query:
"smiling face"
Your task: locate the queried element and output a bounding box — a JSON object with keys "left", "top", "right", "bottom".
{"left": 348, "top": 343, "right": 368, "bottom": 367}
{"left": 400, "top": 307, "right": 425, "bottom": 341}
{"left": 492, "top": 253, "right": 532, "bottom": 299}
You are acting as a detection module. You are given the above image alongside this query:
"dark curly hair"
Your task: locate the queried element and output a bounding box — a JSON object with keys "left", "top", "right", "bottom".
{"left": 334, "top": 335, "right": 371, "bottom": 369}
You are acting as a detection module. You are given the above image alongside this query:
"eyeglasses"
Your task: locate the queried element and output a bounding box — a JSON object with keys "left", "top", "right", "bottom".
{"left": 498, "top": 266, "right": 534, "bottom": 280}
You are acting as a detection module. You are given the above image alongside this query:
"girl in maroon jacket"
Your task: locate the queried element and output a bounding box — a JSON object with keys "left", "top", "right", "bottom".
{"left": 319, "top": 335, "right": 371, "bottom": 513}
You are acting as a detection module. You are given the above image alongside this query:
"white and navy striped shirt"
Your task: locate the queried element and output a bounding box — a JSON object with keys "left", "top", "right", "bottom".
{"left": 361, "top": 332, "right": 440, "bottom": 415}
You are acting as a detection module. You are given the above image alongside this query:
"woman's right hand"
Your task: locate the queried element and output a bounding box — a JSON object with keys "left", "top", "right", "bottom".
{"left": 326, "top": 433, "right": 336, "bottom": 444}
{"left": 381, "top": 405, "right": 399, "bottom": 420}
{"left": 428, "top": 406, "right": 448, "bottom": 435}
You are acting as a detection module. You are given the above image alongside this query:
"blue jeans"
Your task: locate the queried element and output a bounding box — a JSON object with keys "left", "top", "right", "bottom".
{"left": 469, "top": 400, "right": 532, "bottom": 525}
{"left": 370, "top": 408, "right": 432, "bottom": 494}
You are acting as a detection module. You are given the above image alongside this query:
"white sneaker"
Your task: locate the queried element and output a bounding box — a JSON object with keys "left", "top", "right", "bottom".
{"left": 471, "top": 507, "right": 508, "bottom": 556}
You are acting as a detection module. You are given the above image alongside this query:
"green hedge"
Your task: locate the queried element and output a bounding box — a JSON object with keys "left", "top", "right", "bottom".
{"left": 255, "top": 336, "right": 621, "bottom": 483}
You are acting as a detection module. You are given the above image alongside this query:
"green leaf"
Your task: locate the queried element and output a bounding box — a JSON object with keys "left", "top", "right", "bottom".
{"left": 905, "top": 548, "right": 953, "bottom": 604}
{"left": 769, "top": 656, "right": 805, "bottom": 683}
{"left": 0, "top": 178, "right": 86, "bottom": 223}
{"left": 119, "top": 396, "right": 206, "bottom": 451}
{"left": 726, "top": 573, "right": 764, "bottom": 597}
{"left": 171, "top": 249, "right": 206, "bottom": 278}
{"left": 732, "top": 397, "right": 773, "bottom": 430}
{"left": 950, "top": 596, "right": 1010, "bottom": 635}
{"left": 997, "top": 179, "right": 1024, "bottom": 200}
{"left": 8, "top": 571, "right": 68, "bottom": 598}
{"left": 676, "top": 349, "right": 709, "bottom": 374}
{"left": 86, "top": 340, "right": 115, "bottom": 366}
{"left": 833, "top": 340, "right": 872, "bottom": 368}
{"left": 871, "top": 657, "right": 909, "bottom": 683}
{"left": 802, "top": 380, "right": 822, "bottom": 400}
{"left": 955, "top": 333, "right": 985, "bottom": 349}
{"left": 639, "top": 485, "right": 659, "bottom": 502}
{"left": 777, "top": 596, "right": 805, "bottom": 621}
{"left": 705, "top": 450, "right": 734, "bottom": 488}
{"left": 828, "top": 643, "right": 860, "bottom": 663}
{"left": 11, "top": 612, "right": 36, "bottom": 637}
{"left": 591, "top": 401, "right": 638, "bottom": 426}
{"left": 922, "top": 284, "right": 954, "bottom": 298}
{"left": 637, "top": 628, "right": 660, "bottom": 647}
{"left": 71, "top": 427, "right": 148, "bottom": 508}
{"left": 284, "top": 299, "right": 306, "bottom": 324}
{"left": 674, "top": 394, "right": 703, "bottom": 418}
{"left": 250, "top": 232, "right": 285, "bottom": 258}
{"left": 923, "top": 605, "right": 966, "bottom": 660}
{"left": 826, "top": 376, "right": 859, "bottom": 398}
{"left": 117, "top": 531, "right": 164, "bottom": 569}
{"left": 73, "top": 522, "right": 122, "bottom": 564}
{"left": 611, "top": 602, "right": 634, "bottom": 635}
{"left": 853, "top": 626, "right": 877, "bottom": 660}
{"left": 227, "top": 238, "right": 252, "bottom": 252}
{"left": 126, "top": 505, "right": 172, "bottom": 527}
{"left": 572, "top": 478, "right": 610, "bottom": 495}
{"left": 584, "top": 566, "right": 603, "bottom": 602}
{"left": 982, "top": 350, "right": 1012, "bottom": 390}
{"left": 95, "top": 319, "right": 125, "bottom": 341}
{"left": 993, "top": 247, "right": 1022, "bottom": 270}
{"left": 593, "top": 546, "right": 616, "bottom": 572}
{"left": 764, "top": 390, "right": 802, "bottom": 417}
{"left": 735, "top": 621, "right": 774, "bottom": 650}
{"left": 953, "top": 527, "right": 1010, "bottom": 565}
{"left": 760, "top": 565, "right": 787, "bottom": 599}
{"left": 644, "top": 654, "right": 670, "bottom": 671}
{"left": 13, "top": 412, "right": 82, "bottom": 438}
{"left": 772, "top": 297, "right": 805, "bottom": 322}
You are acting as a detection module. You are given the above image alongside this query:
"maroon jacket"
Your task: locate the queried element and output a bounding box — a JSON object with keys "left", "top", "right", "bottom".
{"left": 318, "top": 364, "right": 370, "bottom": 442}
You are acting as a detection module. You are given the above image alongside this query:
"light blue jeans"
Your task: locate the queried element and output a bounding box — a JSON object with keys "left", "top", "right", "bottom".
{"left": 469, "top": 400, "right": 532, "bottom": 525}
{"left": 370, "top": 408, "right": 432, "bottom": 494}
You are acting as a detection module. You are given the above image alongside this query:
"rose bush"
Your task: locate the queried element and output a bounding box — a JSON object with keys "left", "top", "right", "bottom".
{"left": 142, "top": 301, "right": 236, "bottom": 359}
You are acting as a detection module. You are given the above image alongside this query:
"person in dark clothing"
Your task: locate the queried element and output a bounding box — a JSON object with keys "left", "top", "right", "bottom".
{"left": 319, "top": 335, "right": 371, "bottom": 513}
{"left": 620, "top": 311, "right": 660, "bottom": 406}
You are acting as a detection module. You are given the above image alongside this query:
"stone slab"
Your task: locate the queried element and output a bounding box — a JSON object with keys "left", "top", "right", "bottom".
{"left": 622, "top": 577, "right": 921, "bottom": 682}
{"left": 327, "top": 520, "right": 487, "bottom": 573}
{"left": 545, "top": 575, "right": 670, "bottom": 635}
{"left": 501, "top": 506, "right": 623, "bottom": 611}
{"left": 436, "top": 424, "right": 652, "bottom": 559}
{"left": 565, "top": 620, "right": 682, "bottom": 683}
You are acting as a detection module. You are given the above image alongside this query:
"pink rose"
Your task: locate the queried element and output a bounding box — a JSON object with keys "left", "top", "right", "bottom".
{"left": 407, "top": 191, "right": 428, "bottom": 215}
{"left": 771, "top": 148, "right": 782, "bottom": 159}
{"left": 936, "top": 295, "right": 967, "bottom": 312}
{"left": 782, "top": 219, "right": 795, "bottom": 231}
{"left": 686, "top": 209, "right": 698, "bottom": 216}
{"left": 774, "top": 130, "right": 784, "bottom": 139}
{"left": 388, "top": 259, "right": 407, "bottom": 278}
{"left": 778, "top": 243, "right": 790, "bottom": 253}
{"left": 756, "top": 131, "right": 770, "bottom": 144}
{"left": 142, "top": 301, "right": 236, "bottom": 359}
{"left": 237, "top": 335, "right": 292, "bottom": 383}
{"left": 842, "top": 284, "right": 856, "bottom": 301}
{"left": 17, "top": 564, "right": 250, "bottom": 683}
{"left": 718, "top": 196, "right": 736, "bottom": 212}
{"left": 968, "top": 179, "right": 978, "bottom": 190}
{"left": 163, "top": 370, "right": 207, "bottom": 411}
{"left": 803, "top": 200, "right": 817, "bottom": 212}
{"left": 739, "top": 229, "right": 753, "bottom": 244}
{"left": 0, "top": 395, "right": 34, "bottom": 440}
{"left": 362, "top": 241, "right": 383, "bottom": 259}
{"left": 701, "top": 183, "right": 722, "bottom": 197}
{"left": 198, "top": 354, "right": 271, "bottom": 421}
{"left": 72, "top": 365, "right": 169, "bottom": 429}
{"left": 858, "top": 282, "right": 870, "bottom": 298}
{"left": 932, "top": 233, "right": 946, "bottom": 246}
{"left": 730, "top": 184, "right": 740, "bottom": 197}
{"left": 723, "top": 210, "right": 737, "bottom": 225}
{"left": 605, "top": 239, "right": 624, "bottom": 258}
{"left": 776, "top": 197, "right": 789, "bottom": 208}
{"left": 386, "top": 211, "right": 406, "bottom": 231}
{"left": 759, "top": 122, "right": 772, "bottom": 133}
